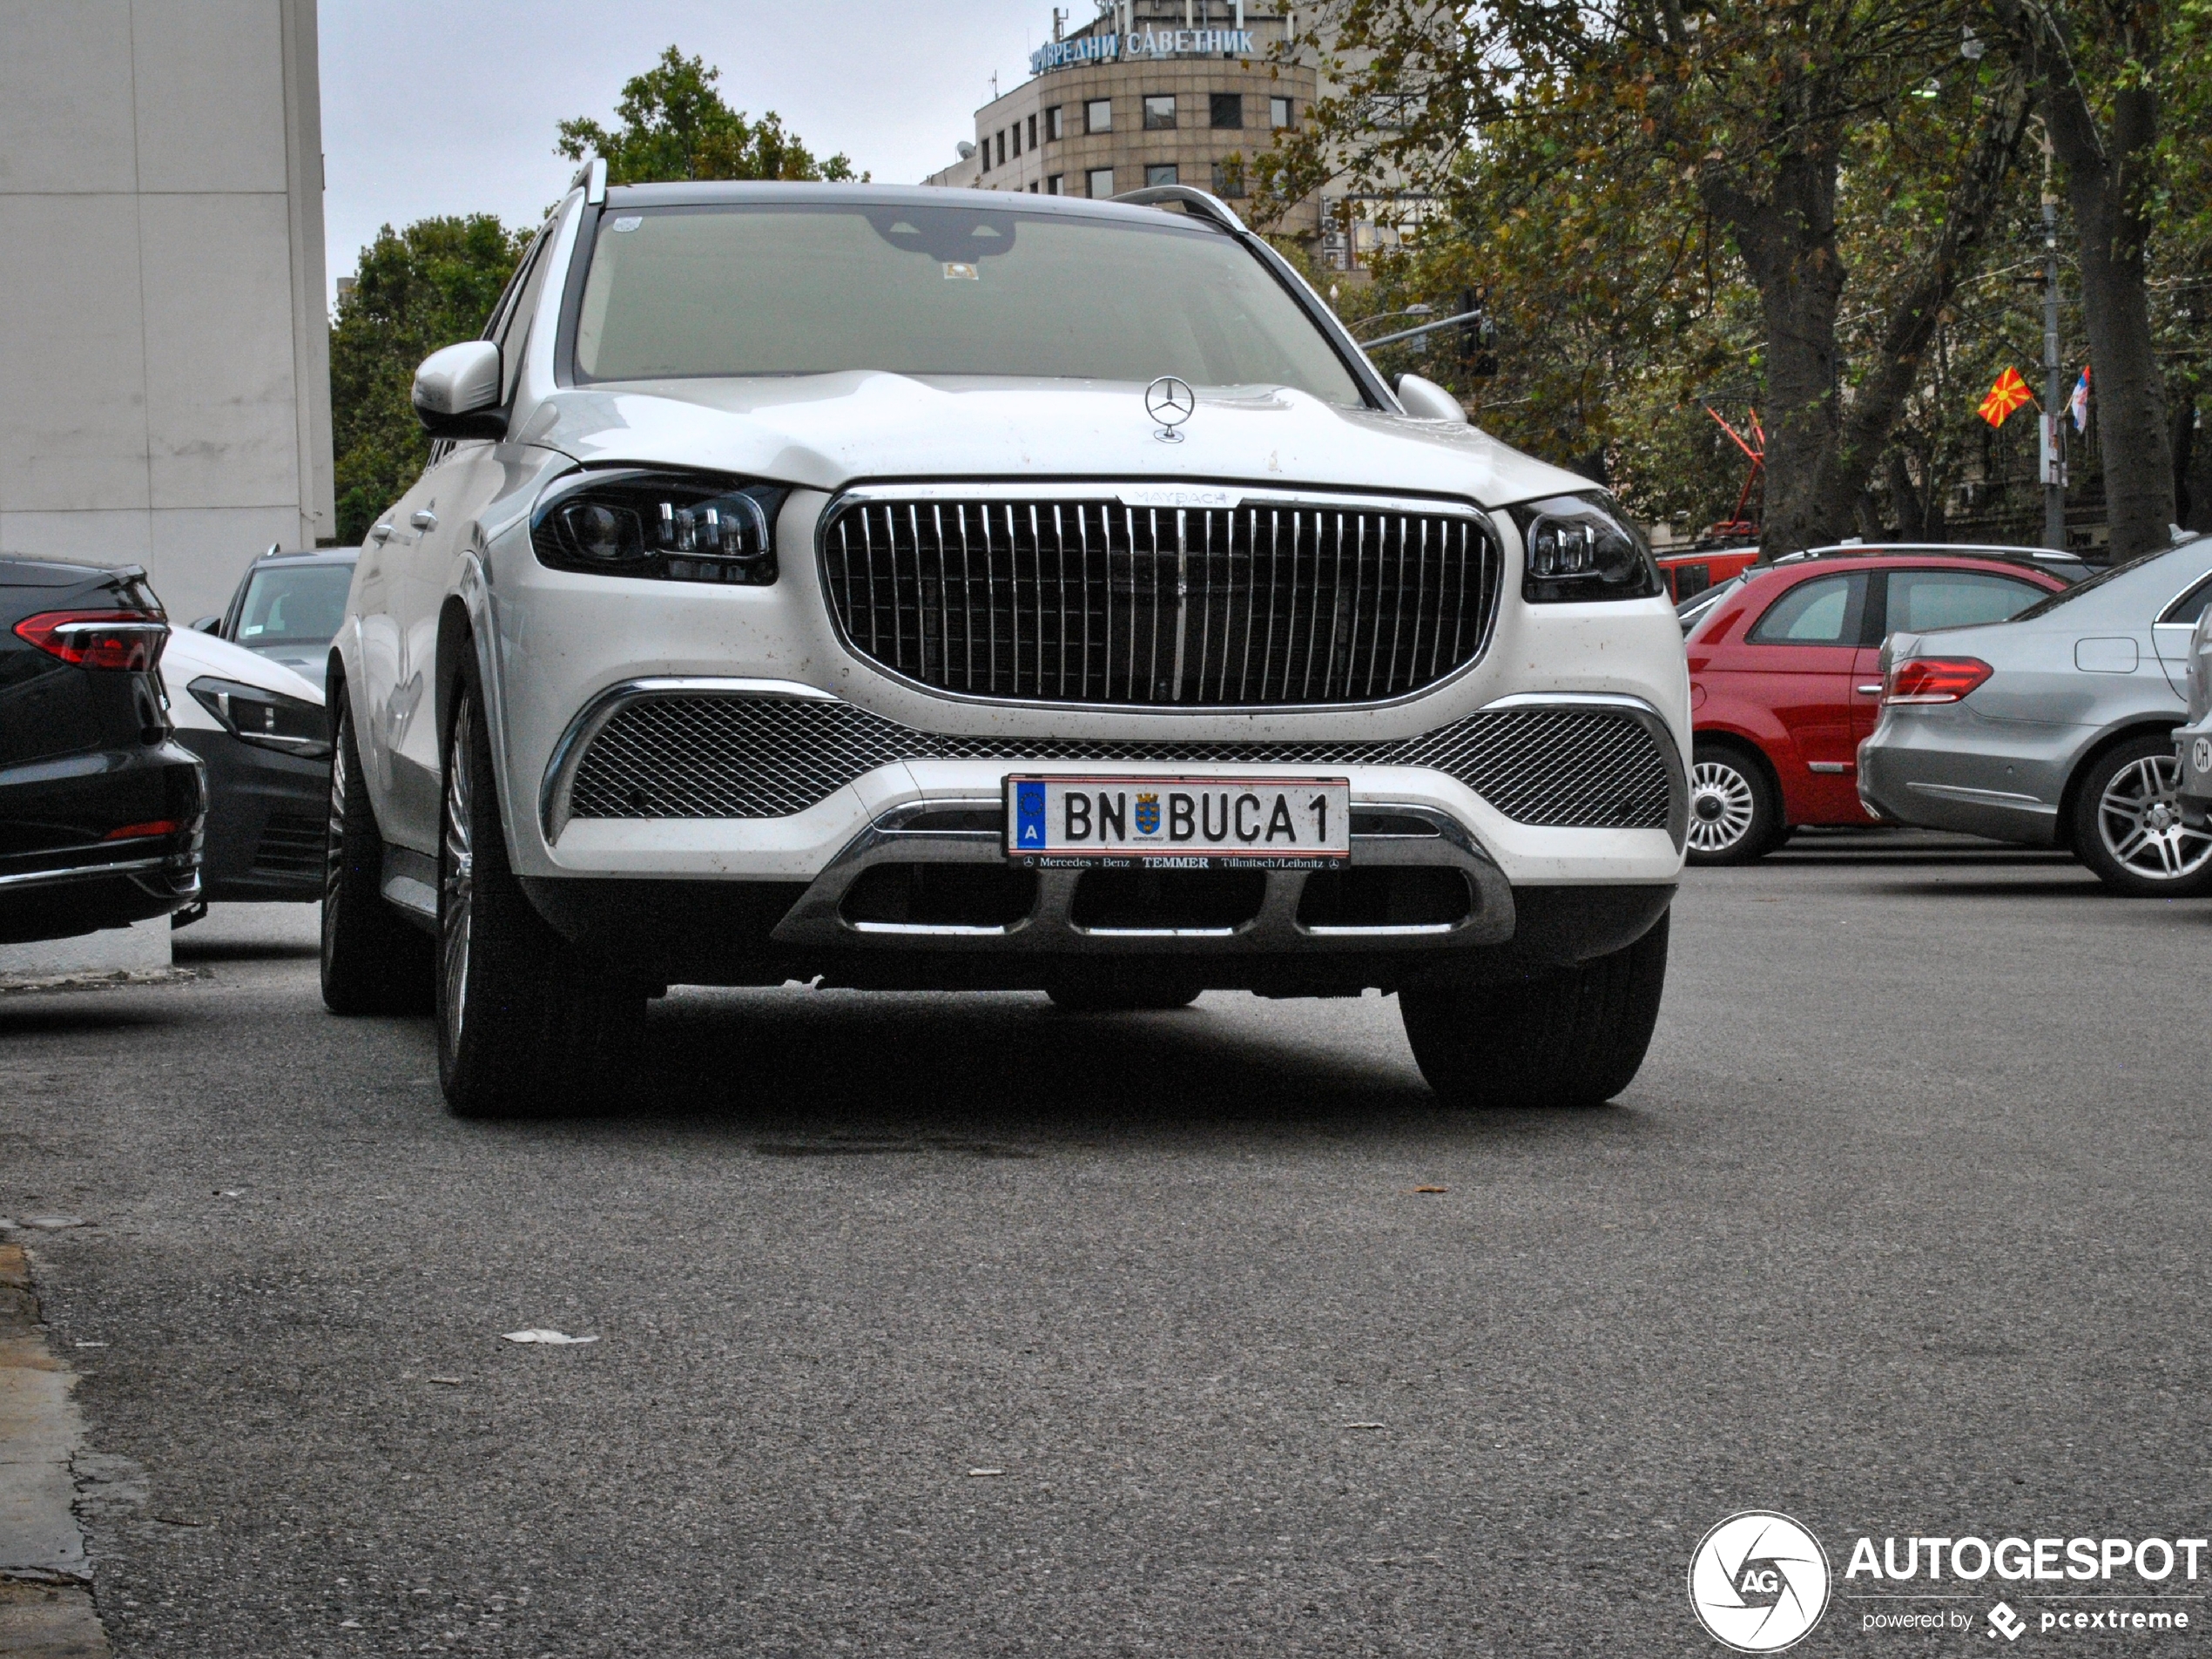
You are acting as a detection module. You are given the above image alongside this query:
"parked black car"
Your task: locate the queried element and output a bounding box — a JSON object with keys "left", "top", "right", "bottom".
{"left": 195, "top": 544, "right": 357, "bottom": 695}
{"left": 1, "top": 558, "right": 206, "bottom": 945}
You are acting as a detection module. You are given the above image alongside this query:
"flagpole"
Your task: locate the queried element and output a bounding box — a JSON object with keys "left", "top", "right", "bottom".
{"left": 2040, "top": 131, "right": 2067, "bottom": 552}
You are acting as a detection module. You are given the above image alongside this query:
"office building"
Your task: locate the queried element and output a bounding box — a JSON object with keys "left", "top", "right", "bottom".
{"left": 0, "top": 0, "right": 334, "bottom": 625}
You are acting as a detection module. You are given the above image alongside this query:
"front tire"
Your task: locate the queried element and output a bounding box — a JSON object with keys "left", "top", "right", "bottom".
{"left": 2071, "top": 734, "right": 2212, "bottom": 897}
{"left": 1399, "top": 912, "right": 1669, "bottom": 1109}
{"left": 320, "top": 702, "right": 433, "bottom": 1015}
{"left": 1685, "top": 742, "right": 1781, "bottom": 865}
{"left": 436, "top": 669, "right": 644, "bottom": 1117}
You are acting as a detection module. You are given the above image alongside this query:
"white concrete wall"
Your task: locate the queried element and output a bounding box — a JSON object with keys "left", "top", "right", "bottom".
{"left": 0, "top": 0, "right": 334, "bottom": 627}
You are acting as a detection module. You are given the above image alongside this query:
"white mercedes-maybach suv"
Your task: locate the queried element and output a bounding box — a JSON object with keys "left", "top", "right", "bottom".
{"left": 320, "top": 165, "right": 1689, "bottom": 1117}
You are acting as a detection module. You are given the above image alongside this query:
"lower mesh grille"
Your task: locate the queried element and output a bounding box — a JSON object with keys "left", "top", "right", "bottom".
{"left": 252, "top": 812, "right": 326, "bottom": 879}
{"left": 564, "top": 695, "right": 1674, "bottom": 831}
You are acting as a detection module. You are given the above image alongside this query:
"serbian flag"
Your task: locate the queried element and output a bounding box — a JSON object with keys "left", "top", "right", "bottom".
{"left": 1979, "top": 367, "right": 2034, "bottom": 428}
{"left": 2069, "top": 364, "right": 2090, "bottom": 432}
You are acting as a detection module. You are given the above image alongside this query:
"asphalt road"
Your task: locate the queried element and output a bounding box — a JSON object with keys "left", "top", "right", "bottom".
{"left": 3, "top": 833, "right": 2209, "bottom": 1657}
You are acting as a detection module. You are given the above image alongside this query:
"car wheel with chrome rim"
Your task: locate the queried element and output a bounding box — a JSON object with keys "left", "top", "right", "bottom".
{"left": 320, "top": 699, "right": 432, "bottom": 1015}
{"left": 2073, "top": 733, "right": 2212, "bottom": 897}
{"left": 435, "top": 664, "right": 646, "bottom": 1116}
{"left": 1684, "top": 742, "right": 1780, "bottom": 866}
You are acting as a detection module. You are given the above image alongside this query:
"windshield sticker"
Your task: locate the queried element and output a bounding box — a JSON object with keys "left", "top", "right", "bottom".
{"left": 611, "top": 216, "right": 643, "bottom": 233}
{"left": 943, "top": 262, "right": 979, "bottom": 280}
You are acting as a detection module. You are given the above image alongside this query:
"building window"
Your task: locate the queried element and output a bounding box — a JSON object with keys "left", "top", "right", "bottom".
{"left": 1027, "top": 114, "right": 1037, "bottom": 150}
{"left": 1211, "top": 158, "right": 1247, "bottom": 198}
{"left": 1085, "top": 98, "right": 1112, "bottom": 134}
{"left": 1087, "top": 167, "right": 1116, "bottom": 199}
{"left": 1028, "top": 181, "right": 1039, "bottom": 192}
{"left": 1045, "top": 105, "right": 1062, "bottom": 142}
{"left": 996, "top": 131, "right": 1007, "bottom": 165}
{"left": 1143, "top": 94, "right": 1177, "bottom": 130}
{"left": 1211, "top": 91, "right": 1244, "bottom": 129}
{"left": 1011, "top": 123, "right": 1022, "bottom": 158}
{"left": 1270, "top": 96, "right": 1293, "bottom": 129}
{"left": 1146, "top": 163, "right": 1179, "bottom": 187}
{"left": 978, "top": 135, "right": 989, "bottom": 172}
{"left": 1046, "top": 173, "right": 1063, "bottom": 194}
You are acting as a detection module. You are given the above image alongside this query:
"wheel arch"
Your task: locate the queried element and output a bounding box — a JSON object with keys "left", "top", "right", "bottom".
{"left": 2056, "top": 718, "right": 2185, "bottom": 853}
{"left": 434, "top": 596, "right": 476, "bottom": 756}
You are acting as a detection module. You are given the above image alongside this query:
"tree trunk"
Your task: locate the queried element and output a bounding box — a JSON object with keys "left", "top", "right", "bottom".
{"left": 1995, "top": 0, "right": 2174, "bottom": 561}
{"left": 1703, "top": 146, "right": 1844, "bottom": 557}
{"left": 1809, "top": 75, "right": 2035, "bottom": 534}
{"left": 1888, "top": 450, "right": 1928, "bottom": 540}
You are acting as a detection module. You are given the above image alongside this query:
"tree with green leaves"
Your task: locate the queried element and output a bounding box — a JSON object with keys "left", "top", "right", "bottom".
{"left": 329, "top": 215, "right": 528, "bottom": 544}
{"left": 556, "top": 47, "right": 860, "bottom": 184}
{"left": 1994, "top": 0, "right": 2182, "bottom": 559}
{"left": 1268, "top": 0, "right": 2035, "bottom": 556}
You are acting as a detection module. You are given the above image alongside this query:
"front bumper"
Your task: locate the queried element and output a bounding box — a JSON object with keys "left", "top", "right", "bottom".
{"left": 175, "top": 730, "right": 329, "bottom": 902}
{"left": 513, "top": 684, "right": 1685, "bottom": 991}
{"left": 530, "top": 680, "right": 1687, "bottom": 889}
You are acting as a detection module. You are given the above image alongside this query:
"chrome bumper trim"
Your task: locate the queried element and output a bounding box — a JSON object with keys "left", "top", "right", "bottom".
{"left": 767, "top": 799, "right": 1517, "bottom": 954}
{"left": 0, "top": 854, "right": 172, "bottom": 891}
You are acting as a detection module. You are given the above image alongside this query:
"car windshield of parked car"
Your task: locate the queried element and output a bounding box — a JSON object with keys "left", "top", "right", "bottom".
{"left": 570, "top": 202, "right": 1366, "bottom": 404}
{"left": 236, "top": 564, "right": 352, "bottom": 647}
{"left": 1887, "top": 570, "right": 2049, "bottom": 631}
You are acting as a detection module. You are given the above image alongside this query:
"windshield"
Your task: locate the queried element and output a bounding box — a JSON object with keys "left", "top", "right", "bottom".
{"left": 235, "top": 563, "right": 353, "bottom": 648}
{"left": 570, "top": 201, "right": 1366, "bottom": 404}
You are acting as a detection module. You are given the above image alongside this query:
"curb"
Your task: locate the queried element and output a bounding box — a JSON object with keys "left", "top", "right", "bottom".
{"left": 0, "top": 1244, "right": 108, "bottom": 1656}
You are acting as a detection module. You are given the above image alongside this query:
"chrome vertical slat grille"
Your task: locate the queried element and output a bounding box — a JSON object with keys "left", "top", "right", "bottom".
{"left": 822, "top": 494, "right": 1501, "bottom": 707}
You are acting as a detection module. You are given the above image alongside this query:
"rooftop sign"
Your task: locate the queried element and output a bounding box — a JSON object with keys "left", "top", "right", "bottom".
{"left": 1029, "top": 27, "right": 1256, "bottom": 75}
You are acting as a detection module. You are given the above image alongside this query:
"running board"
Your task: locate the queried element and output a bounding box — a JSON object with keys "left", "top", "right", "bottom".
{"left": 380, "top": 845, "right": 439, "bottom": 934}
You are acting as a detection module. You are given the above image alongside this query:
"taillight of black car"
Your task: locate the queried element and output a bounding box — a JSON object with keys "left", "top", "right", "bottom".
{"left": 13, "top": 609, "right": 170, "bottom": 671}
{"left": 531, "top": 470, "right": 786, "bottom": 586}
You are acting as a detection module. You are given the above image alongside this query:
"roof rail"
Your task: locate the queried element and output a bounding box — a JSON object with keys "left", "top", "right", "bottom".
{"left": 1110, "top": 185, "right": 1246, "bottom": 234}
{"left": 570, "top": 156, "right": 607, "bottom": 206}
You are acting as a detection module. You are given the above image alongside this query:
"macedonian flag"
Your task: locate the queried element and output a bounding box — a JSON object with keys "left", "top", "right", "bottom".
{"left": 1978, "top": 367, "right": 2034, "bottom": 428}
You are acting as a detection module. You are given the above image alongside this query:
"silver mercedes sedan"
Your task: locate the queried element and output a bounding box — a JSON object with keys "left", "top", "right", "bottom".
{"left": 1858, "top": 535, "right": 2212, "bottom": 895}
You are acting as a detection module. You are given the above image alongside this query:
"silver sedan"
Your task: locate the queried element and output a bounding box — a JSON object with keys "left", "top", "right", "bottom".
{"left": 1858, "top": 535, "right": 2212, "bottom": 895}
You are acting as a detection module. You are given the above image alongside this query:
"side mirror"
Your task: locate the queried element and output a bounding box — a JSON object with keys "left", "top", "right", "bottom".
{"left": 1396, "top": 374, "right": 1468, "bottom": 424}
{"left": 192, "top": 617, "right": 221, "bottom": 634}
{"left": 412, "top": 341, "right": 506, "bottom": 439}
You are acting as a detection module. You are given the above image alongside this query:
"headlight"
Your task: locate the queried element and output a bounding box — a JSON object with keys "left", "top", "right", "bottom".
{"left": 1509, "top": 493, "right": 1662, "bottom": 604}
{"left": 531, "top": 469, "right": 786, "bottom": 585}
{"left": 188, "top": 677, "right": 330, "bottom": 758}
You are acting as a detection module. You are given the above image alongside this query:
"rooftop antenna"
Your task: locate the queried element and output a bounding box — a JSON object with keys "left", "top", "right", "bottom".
{"left": 1053, "top": 6, "right": 1067, "bottom": 39}
{"left": 990, "top": 71, "right": 1000, "bottom": 99}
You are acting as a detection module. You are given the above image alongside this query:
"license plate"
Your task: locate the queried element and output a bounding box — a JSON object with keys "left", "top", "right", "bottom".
{"left": 1004, "top": 775, "right": 1352, "bottom": 869}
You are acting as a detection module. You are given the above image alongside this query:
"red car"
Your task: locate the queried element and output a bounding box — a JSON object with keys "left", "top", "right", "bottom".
{"left": 1683, "top": 548, "right": 2078, "bottom": 862}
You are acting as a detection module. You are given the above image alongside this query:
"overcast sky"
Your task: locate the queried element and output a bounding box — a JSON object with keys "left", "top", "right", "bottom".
{"left": 320, "top": 0, "right": 1056, "bottom": 296}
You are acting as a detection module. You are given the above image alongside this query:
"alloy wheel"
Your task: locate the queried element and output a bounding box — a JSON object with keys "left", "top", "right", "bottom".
{"left": 2096, "top": 753, "right": 2212, "bottom": 882}
{"left": 440, "top": 698, "right": 475, "bottom": 1048}
{"left": 1687, "top": 759, "right": 1757, "bottom": 854}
